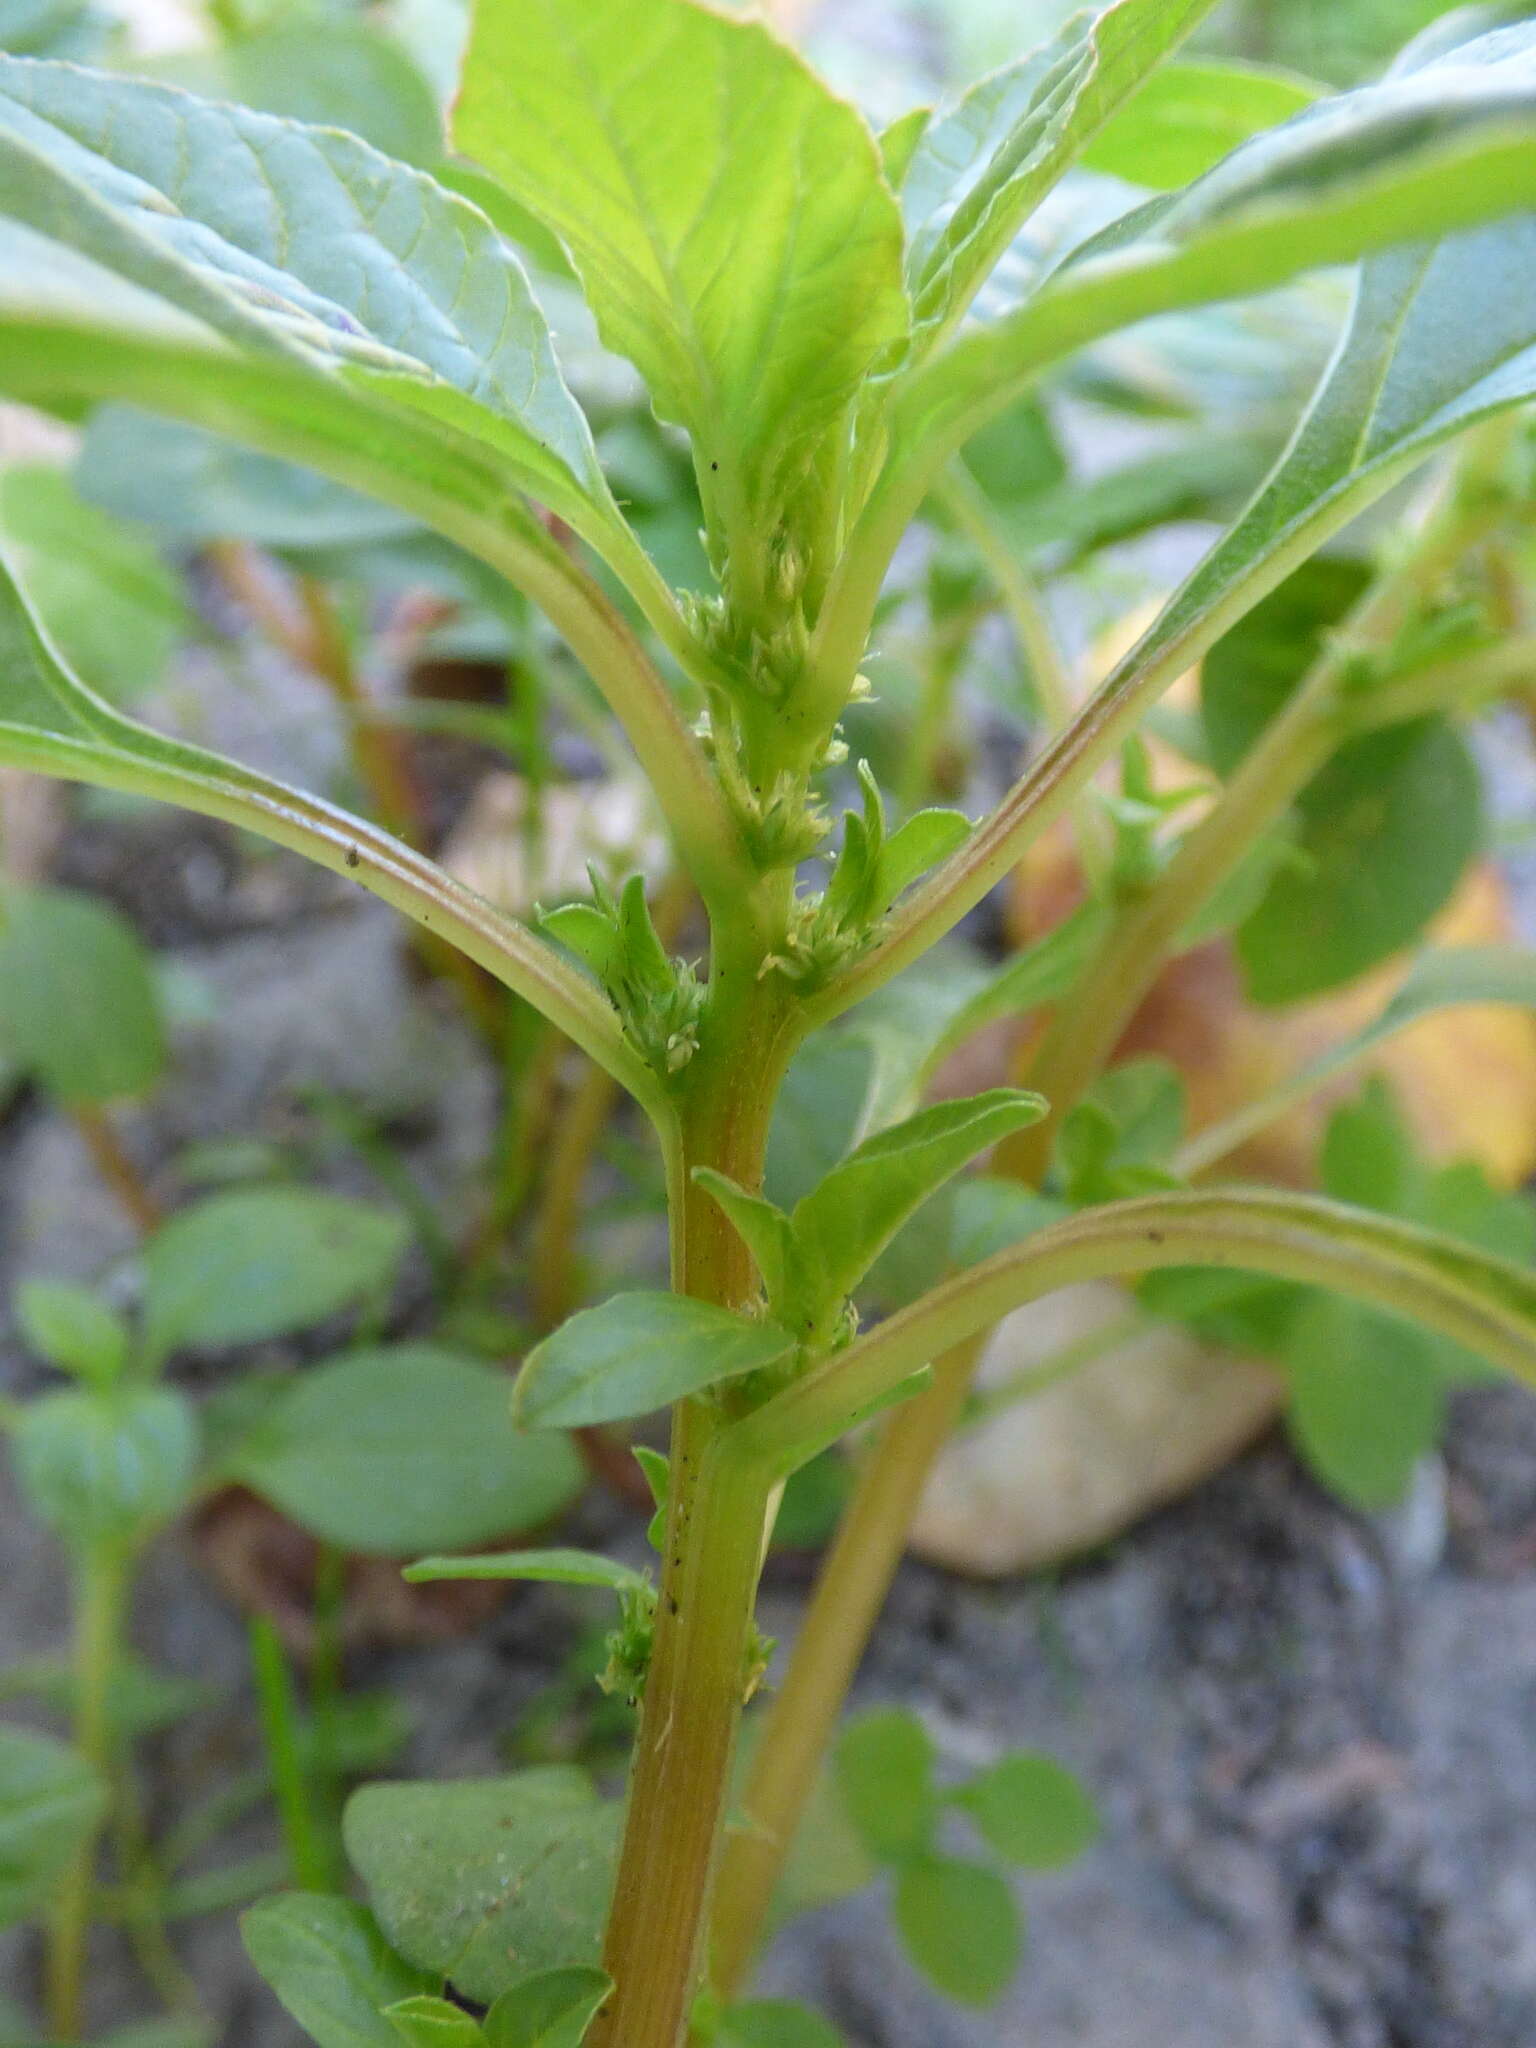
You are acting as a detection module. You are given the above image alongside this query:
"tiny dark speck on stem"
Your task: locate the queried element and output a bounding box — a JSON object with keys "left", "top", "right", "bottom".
{"left": 1147, "top": 1229, "right": 1164, "bottom": 1245}
{"left": 345, "top": 845, "right": 360, "bottom": 869}
{"left": 710, "top": 460, "right": 719, "bottom": 471}
{"left": 668, "top": 1596, "right": 680, "bottom": 1616}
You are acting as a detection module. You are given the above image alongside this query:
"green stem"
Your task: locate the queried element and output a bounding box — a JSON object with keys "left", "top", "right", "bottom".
{"left": 709, "top": 1335, "right": 983, "bottom": 2000}
{"left": 736, "top": 1188, "right": 1536, "bottom": 1469}
{"left": 589, "top": 892, "right": 803, "bottom": 2048}
{"left": 249, "top": 1615, "right": 331, "bottom": 1894}
{"left": 46, "top": 1549, "right": 125, "bottom": 2041}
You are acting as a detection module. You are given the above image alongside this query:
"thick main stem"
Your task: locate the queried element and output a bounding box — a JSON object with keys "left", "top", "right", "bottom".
{"left": 590, "top": 906, "right": 798, "bottom": 2048}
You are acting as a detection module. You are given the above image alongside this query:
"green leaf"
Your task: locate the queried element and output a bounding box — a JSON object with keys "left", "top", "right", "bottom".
{"left": 891, "top": 1855, "right": 1021, "bottom": 2006}
{"left": 345, "top": 1773, "right": 618, "bottom": 2005}
{"left": 835, "top": 1708, "right": 937, "bottom": 1865}
{"left": 145, "top": 23, "right": 444, "bottom": 170}
{"left": 707, "top": 1090, "right": 1046, "bottom": 1336}
{"left": 514, "top": 1294, "right": 797, "bottom": 1431}
{"left": 0, "top": 1649, "right": 213, "bottom": 1738}
{"left": 0, "top": 57, "right": 618, "bottom": 541}
{"left": 0, "top": 1723, "right": 105, "bottom": 1930}
{"left": 718, "top": 2003, "right": 843, "bottom": 2048}
{"left": 234, "top": 1347, "right": 584, "bottom": 1558}
{"left": 900, "top": 20, "right": 1536, "bottom": 487}
{"left": 383, "top": 1997, "right": 484, "bottom": 2048}
{"left": 1057, "top": 1058, "right": 1186, "bottom": 1205}
{"left": 953, "top": 1753, "right": 1099, "bottom": 1870}
{"left": 240, "top": 1893, "right": 433, "bottom": 2048}
{"left": 14, "top": 1279, "right": 129, "bottom": 1386}
{"left": 482, "top": 1967, "right": 611, "bottom": 2048}
{"left": 453, "top": 0, "right": 906, "bottom": 553}
{"left": 900, "top": 0, "right": 1221, "bottom": 344}
{"left": 1284, "top": 1294, "right": 1445, "bottom": 1509}
{"left": 0, "top": 462, "right": 187, "bottom": 703}
{"left": 142, "top": 1188, "right": 409, "bottom": 1359}
{"left": 1236, "top": 717, "right": 1481, "bottom": 1004}
{"left": 0, "top": 882, "right": 165, "bottom": 1105}
{"left": 1080, "top": 59, "right": 1319, "bottom": 189}
{"left": 403, "top": 1549, "right": 647, "bottom": 1593}
{"left": 11, "top": 1386, "right": 197, "bottom": 1556}
{"left": 876, "top": 809, "right": 972, "bottom": 908}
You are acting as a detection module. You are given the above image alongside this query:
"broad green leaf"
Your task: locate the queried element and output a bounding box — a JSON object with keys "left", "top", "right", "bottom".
{"left": 1284, "top": 1293, "right": 1445, "bottom": 1508}
{"left": 1057, "top": 1058, "right": 1186, "bottom": 1205}
{"left": 1182, "top": 944, "right": 1536, "bottom": 1173}
{"left": 0, "top": 1723, "right": 105, "bottom": 1929}
{"left": 891, "top": 1855, "right": 1021, "bottom": 2006}
{"left": 718, "top": 2003, "right": 843, "bottom": 2048}
{"left": 454, "top": 0, "right": 906, "bottom": 554}
{"left": 241, "top": 1893, "right": 433, "bottom": 2048}
{"left": 482, "top": 1967, "right": 611, "bottom": 2048}
{"left": 383, "top": 1995, "right": 484, "bottom": 2048}
{"left": 900, "top": 0, "right": 1221, "bottom": 344}
{"left": 0, "top": 57, "right": 618, "bottom": 542}
{"left": 898, "top": 21, "right": 1536, "bottom": 486}
{"left": 78, "top": 408, "right": 416, "bottom": 552}
{"left": 234, "top": 1347, "right": 584, "bottom": 1557}
{"left": 514, "top": 1294, "right": 797, "bottom": 1431}
{"left": 14, "top": 1279, "right": 129, "bottom": 1386}
{"left": 0, "top": 883, "right": 165, "bottom": 1105}
{"left": 145, "top": 23, "right": 444, "bottom": 169}
{"left": 0, "top": 463, "right": 187, "bottom": 702}
{"left": 403, "top": 1549, "right": 648, "bottom": 1593}
{"left": 1080, "top": 60, "right": 1319, "bottom": 189}
{"left": 344, "top": 1773, "right": 617, "bottom": 2004}
{"left": 835, "top": 1709, "right": 937, "bottom": 1865}
{"left": 11, "top": 1386, "right": 197, "bottom": 1556}
{"left": 953, "top": 1753, "right": 1099, "bottom": 1870}
{"left": 1237, "top": 716, "right": 1481, "bottom": 1004}
{"left": 142, "top": 1187, "right": 409, "bottom": 1359}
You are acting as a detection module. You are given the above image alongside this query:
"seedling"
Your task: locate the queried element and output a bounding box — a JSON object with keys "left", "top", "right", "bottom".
{"left": 4, "top": 3, "right": 1536, "bottom": 2044}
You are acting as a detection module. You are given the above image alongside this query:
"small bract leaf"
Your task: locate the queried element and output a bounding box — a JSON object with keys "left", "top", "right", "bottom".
{"left": 0, "top": 1723, "right": 106, "bottom": 1930}
{"left": 482, "top": 1966, "right": 611, "bottom": 2048}
{"left": 235, "top": 1348, "right": 583, "bottom": 1558}
{"left": 345, "top": 1773, "right": 617, "bottom": 2005}
{"left": 14, "top": 1279, "right": 129, "bottom": 1386}
{"left": 383, "top": 1996, "right": 484, "bottom": 2048}
{"left": 892, "top": 1855, "right": 1021, "bottom": 2006}
{"left": 835, "top": 1709, "right": 937, "bottom": 1865}
{"left": 514, "top": 1295, "right": 797, "bottom": 1431}
{"left": 0, "top": 883, "right": 164, "bottom": 1105}
{"left": 143, "top": 1188, "right": 409, "bottom": 1359}
{"left": 241, "top": 1893, "right": 433, "bottom": 2048}
{"left": 953, "top": 1753, "right": 1099, "bottom": 1870}
{"left": 789, "top": 1090, "right": 1047, "bottom": 1320}
{"left": 403, "top": 1549, "right": 647, "bottom": 1594}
